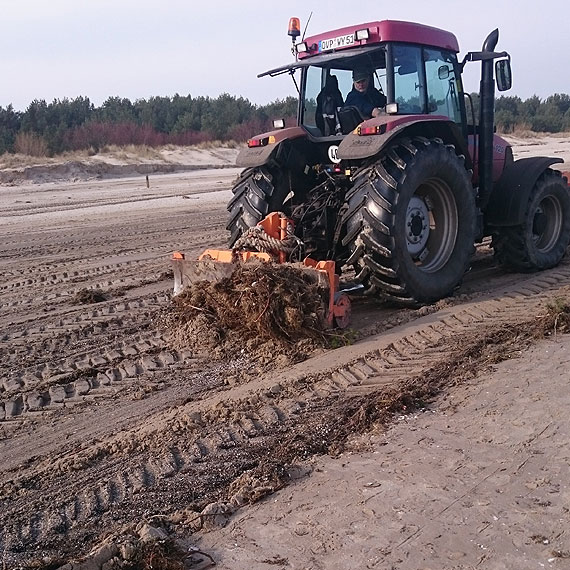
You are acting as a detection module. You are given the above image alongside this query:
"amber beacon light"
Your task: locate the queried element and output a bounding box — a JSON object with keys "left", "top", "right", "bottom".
{"left": 288, "top": 17, "right": 301, "bottom": 38}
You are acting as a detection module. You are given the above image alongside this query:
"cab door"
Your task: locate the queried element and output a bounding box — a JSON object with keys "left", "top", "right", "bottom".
{"left": 424, "top": 48, "right": 464, "bottom": 124}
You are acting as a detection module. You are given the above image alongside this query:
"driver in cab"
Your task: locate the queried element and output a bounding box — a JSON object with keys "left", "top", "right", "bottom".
{"left": 345, "top": 68, "right": 387, "bottom": 119}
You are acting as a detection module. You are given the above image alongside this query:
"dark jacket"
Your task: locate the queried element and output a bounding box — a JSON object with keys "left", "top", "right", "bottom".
{"left": 345, "top": 87, "right": 387, "bottom": 118}
{"left": 315, "top": 75, "right": 344, "bottom": 136}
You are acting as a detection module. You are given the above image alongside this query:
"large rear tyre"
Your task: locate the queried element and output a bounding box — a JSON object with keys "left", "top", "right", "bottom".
{"left": 226, "top": 167, "right": 291, "bottom": 246}
{"left": 492, "top": 169, "right": 570, "bottom": 271}
{"left": 342, "top": 137, "right": 476, "bottom": 306}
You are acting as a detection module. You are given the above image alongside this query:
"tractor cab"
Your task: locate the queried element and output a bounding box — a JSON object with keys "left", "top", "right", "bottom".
{"left": 261, "top": 20, "right": 467, "bottom": 138}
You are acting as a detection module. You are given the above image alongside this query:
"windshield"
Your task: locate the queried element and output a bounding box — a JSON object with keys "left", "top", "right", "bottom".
{"left": 301, "top": 47, "right": 387, "bottom": 136}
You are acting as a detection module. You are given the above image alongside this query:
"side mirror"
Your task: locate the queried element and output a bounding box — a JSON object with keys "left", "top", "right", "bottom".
{"left": 495, "top": 59, "right": 512, "bottom": 92}
{"left": 437, "top": 65, "right": 450, "bottom": 80}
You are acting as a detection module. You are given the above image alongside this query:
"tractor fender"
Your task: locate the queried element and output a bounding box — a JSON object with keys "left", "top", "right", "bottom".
{"left": 337, "top": 116, "right": 471, "bottom": 168}
{"left": 485, "top": 157, "right": 564, "bottom": 226}
{"left": 236, "top": 126, "right": 307, "bottom": 168}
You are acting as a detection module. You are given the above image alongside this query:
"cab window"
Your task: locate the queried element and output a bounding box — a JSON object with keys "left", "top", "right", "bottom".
{"left": 303, "top": 67, "right": 355, "bottom": 127}
{"left": 303, "top": 66, "right": 321, "bottom": 129}
{"left": 302, "top": 56, "right": 387, "bottom": 135}
{"left": 424, "top": 48, "right": 462, "bottom": 123}
{"left": 392, "top": 44, "right": 424, "bottom": 113}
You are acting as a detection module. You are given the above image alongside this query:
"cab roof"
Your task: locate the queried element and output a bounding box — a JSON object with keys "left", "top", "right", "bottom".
{"left": 298, "top": 20, "right": 460, "bottom": 59}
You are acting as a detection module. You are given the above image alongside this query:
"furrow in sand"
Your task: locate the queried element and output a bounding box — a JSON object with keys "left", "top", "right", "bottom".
{"left": 1, "top": 270, "right": 567, "bottom": 558}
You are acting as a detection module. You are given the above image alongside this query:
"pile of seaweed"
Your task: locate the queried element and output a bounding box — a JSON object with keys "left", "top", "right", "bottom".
{"left": 167, "top": 261, "right": 331, "bottom": 359}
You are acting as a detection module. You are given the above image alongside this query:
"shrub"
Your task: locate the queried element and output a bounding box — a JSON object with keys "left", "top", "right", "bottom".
{"left": 13, "top": 132, "right": 48, "bottom": 156}
{"left": 62, "top": 121, "right": 213, "bottom": 152}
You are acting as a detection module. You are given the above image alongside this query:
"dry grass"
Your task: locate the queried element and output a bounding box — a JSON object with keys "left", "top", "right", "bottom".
{"left": 0, "top": 148, "right": 103, "bottom": 169}
{"left": 122, "top": 539, "right": 191, "bottom": 570}
{"left": 0, "top": 141, "right": 242, "bottom": 170}
{"left": 501, "top": 127, "right": 570, "bottom": 138}
{"left": 193, "top": 139, "right": 242, "bottom": 150}
{"left": 0, "top": 153, "right": 50, "bottom": 169}
{"left": 542, "top": 297, "right": 570, "bottom": 337}
{"left": 101, "top": 144, "right": 165, "bottom": 161}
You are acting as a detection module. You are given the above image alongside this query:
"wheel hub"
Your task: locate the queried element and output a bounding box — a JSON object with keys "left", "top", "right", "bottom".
{"left": 532, "top": 196, "right": 563, "bottom": 252}
{"left": 406, "top": 196, "right": 430, "bottom": 256}
{"left": 533, "top": 209, "right": 547, "bottom": 238}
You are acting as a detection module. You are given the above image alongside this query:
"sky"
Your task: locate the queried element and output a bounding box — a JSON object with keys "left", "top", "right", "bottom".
{"left": 1, "top": 0, "right": 569, "bottom": 112}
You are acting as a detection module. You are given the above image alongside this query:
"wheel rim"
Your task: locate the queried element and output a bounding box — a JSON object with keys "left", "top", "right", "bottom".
{"left": 532, "top": 194, "right": 563, "bottom": 253}
{"left": 405, "top": 178, "right": 458, "bottom": 272}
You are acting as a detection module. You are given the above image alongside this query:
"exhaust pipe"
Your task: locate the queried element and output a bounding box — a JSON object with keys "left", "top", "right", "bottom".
{"left": 477, "top": 29, "right": 499, "bottom": 211}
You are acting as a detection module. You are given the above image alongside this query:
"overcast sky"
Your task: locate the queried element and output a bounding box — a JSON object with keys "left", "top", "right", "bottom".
{"left": 1, "top": 0, "right": 569, "bottom": 112}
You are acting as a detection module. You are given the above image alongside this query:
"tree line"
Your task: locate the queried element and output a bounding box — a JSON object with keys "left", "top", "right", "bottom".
{"left": 471, "top": 93, "right": 570, "bottom": 134}
{"left": 0, "top": 94, "right": 297, "bottom": 156}
{"left": 0, "top": 92, "right": 568, "bottom": 157}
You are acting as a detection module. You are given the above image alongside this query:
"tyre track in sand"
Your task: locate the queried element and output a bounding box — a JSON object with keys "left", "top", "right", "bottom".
{"left": 0, "top": 189, "right": 230, "bottom": 425}
{"left": 0, "top": 249, "right": 554, "bottom": 422}
{"left": 2, "top": 169, "right": 570, "bottom": 565}
{"left": 0, "top": 208, "right": 226, "bottom": 321}
{"left": 1, "top": 264, "right": 569, "bottom": 562}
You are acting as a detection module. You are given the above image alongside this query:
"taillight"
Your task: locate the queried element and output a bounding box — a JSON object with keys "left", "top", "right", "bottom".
{"left": 247, "top": 135, "right": 276, "bottom": 148}
{"left": 357, "top": 124, "right": 387, "bottom": 136}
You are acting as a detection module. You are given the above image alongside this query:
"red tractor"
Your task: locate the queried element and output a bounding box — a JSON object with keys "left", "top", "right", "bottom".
{"left": 227, "top": 19, "right": 570, "bottom": 306}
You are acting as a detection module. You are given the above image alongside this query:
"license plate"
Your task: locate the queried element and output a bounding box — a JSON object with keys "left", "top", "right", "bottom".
{"left": 318, "top": 33, "right": 355, "bottom": 52}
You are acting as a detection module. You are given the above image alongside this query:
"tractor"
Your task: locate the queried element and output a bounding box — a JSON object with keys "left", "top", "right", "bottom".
{"left": 226, "top": 19, "right": 570, "bottom": 306}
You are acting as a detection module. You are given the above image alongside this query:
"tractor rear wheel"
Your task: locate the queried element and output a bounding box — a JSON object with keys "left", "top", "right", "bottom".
{"left": 492, "top": 169, "right": 570, "bottom": 271}
{"left": 342, "top": 137, "right": 476, "bottom": 306}
{"left": 226, "top": 166, "right": 291, "bottom": 246}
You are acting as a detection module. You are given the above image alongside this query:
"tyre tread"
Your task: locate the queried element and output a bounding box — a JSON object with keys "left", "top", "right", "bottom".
{"left": 342, "top": 137, "right": 476, "bottom": 305}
